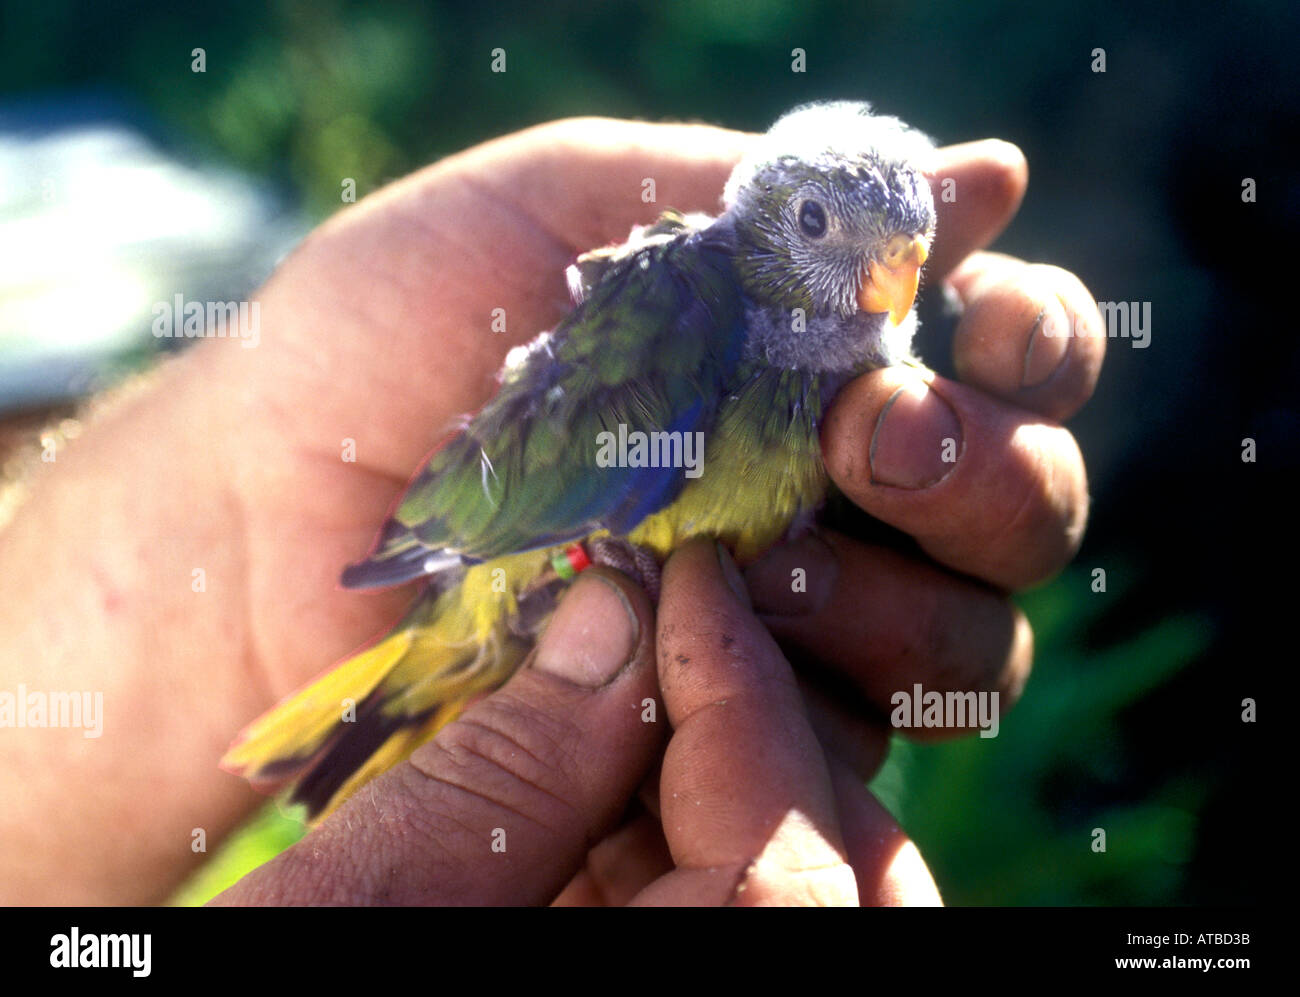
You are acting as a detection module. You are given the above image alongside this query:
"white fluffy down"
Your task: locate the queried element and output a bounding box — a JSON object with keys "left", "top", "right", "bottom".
{"left": 723, "top": 101, "right": 936, "bottom": 209}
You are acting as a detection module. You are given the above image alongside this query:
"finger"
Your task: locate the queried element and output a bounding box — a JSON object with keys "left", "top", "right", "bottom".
{"left": 463, "top": 117, "right": 753, "bottom": 253}
{"left": 829, "top": 761, "right": 943, "bottom": 906}
{"left": 821, "top": 367, "right": 1089, "bottom": 590}
{"left": 636, "top": 759, "right": 663, "bottom": 820}
{"left": 379, "top": 128, "right": 1026, "bottom": 386}
{"left": 552, "top": 810, "right": 674, "bottom": 907}
{"left": 745, "top": 531, "right": 1033, "bottom": 739}
{"left": 798, "top": 676, "right": 892, "bottom": 775}
{"left": 256, "top": 119, "right": 754, "bottom": 486}
{"left": 925, "top": 140, "right": 1028, "bottom": 283}
{"left": 476, "top": 129, "right": 1027, "bottom": 288}
{"left": 212, "top": 569, "right": 662, "bottom": 905}
{"left": 631, "top": 541, "right": 858, "bottom": 907}
{"left": 639, "top": 681, "right": 888, "bottom": 815}
{"left": 474, "top": 126, "right": 1028, "bottom": 279}
{"left": 251, "top": 131, "right": 1026, "bottom": 495}
{"left": 947, "top": 252, "right": 1106, "bottom": 421}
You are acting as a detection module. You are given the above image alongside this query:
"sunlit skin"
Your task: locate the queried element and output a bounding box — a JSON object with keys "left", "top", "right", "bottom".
{"left": 0, "top": 117, "right": 1104, "bottom": 905}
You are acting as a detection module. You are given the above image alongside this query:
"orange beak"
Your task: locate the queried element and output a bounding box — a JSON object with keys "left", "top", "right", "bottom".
{"left": 857, "top": 234, "right": 930, "bottom": 325}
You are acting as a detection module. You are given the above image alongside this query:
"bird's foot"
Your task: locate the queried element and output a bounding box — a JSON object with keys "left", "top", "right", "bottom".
{"left": 587, "top": 537, "right": 661, "bottom": 603}
{"left": 509, "top": 576, "right": 568, "bottom": 639}
{"left": 509, "top": 539, "right": 660, "bottom": 641}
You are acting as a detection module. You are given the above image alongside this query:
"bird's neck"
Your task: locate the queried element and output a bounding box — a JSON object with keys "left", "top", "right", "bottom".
{"left": 722, "top": 361, "right": 846, "bottom": 436}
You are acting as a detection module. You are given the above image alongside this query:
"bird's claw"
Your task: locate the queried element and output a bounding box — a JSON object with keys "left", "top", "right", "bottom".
{"left": 587, "top": 538, "right": 661, "bottom": 603}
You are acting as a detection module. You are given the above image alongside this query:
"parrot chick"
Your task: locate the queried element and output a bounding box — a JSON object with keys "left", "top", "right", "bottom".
{"left": 222, "top": 101, "right": 938, "bottom": 819}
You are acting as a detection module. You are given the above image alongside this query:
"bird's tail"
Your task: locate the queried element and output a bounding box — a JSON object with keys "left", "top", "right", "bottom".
{"left": 220, "top": 566, "right": 534, "bottom": 821}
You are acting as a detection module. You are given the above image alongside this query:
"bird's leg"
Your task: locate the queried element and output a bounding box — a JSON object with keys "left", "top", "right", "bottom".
{"left": 508, "top": 576, "right": 568, "bottom": 639}
{"left": 782, "top": 507, "right": 818, "bottom": 543}
{"left": 510, "top": 539, "right": 661, "bottom": 640}
{"left": 587, "top": 537, "right": 662, "bottom": 603}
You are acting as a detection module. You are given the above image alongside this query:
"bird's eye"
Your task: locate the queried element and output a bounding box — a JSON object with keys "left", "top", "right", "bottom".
{"left": 798, "top": 200, "right": 827, "bottom": 238}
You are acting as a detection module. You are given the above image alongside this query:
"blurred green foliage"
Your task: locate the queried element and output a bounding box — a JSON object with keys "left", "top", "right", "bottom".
{"left": 873, "top": 566, "right": 1212, "bottom": 905}
{"left": 170, "top": 804, "right": 307, "bottom": 907}
{"left": 6, "top": 0, "right": 1273, "bottom": 906}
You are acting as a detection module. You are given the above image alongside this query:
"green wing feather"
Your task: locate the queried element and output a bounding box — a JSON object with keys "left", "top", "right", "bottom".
{"left": 342, "top": 213, "right": 747, "bottom": 588}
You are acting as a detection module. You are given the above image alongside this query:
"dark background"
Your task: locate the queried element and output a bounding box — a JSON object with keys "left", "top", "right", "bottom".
{"left": 2, "top": 0, "right": 1289, "bottom": 904}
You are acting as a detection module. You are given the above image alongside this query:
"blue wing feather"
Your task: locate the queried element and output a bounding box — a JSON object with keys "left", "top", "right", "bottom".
{"left": 342, "top": 216, "right": 745, "bottom": 589}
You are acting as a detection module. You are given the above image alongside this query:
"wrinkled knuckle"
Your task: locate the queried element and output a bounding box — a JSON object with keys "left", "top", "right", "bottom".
{"left": 473, "top": 689, "right": 586, "bottom": 773}
{"left": 407, "top": 700, "right": 587, "bottom": 832}
{"left": 454, "top": 702, "right": 583, "bottom": 799}
{"left": 361, "top": 764, "right": 489, "bottom": 867}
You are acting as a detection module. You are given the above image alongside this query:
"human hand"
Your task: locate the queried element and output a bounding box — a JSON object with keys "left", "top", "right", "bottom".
{"left": 216, "top": 116, "right": 1100, "bottom": 752}
{"left": 214, "top": 540, "right": 937, "bottom": 905}
{"left": 222, "top": 115, "right": 1100, "bottom": 816}
{"left": 0, "top": 116, "right": 1101, "bottom": 904}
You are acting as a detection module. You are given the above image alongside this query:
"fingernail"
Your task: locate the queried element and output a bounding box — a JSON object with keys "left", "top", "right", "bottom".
{"left": 869, "top": 376, "right": 962, "bottom": 489}
{"left": 744, "top": 534, "right": 838, "bottom": 617}
{"left": 1021, "top": 294, "right": 1071, "bottom": 388}
{"left": 716, "top": 543, "right": 752, "bottom": 608}
{"left": 534, "top": 574, "right": 638, "bottom": 687}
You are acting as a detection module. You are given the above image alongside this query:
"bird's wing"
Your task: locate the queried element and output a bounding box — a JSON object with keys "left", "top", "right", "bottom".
{"left": 341, "top": 215, "right": 745, "bottom": 589}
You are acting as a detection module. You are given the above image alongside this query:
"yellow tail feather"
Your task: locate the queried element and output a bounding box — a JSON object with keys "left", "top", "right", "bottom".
{"left": 310, "top": 699, "right": 467, "bottom": 821}
{"left": 220, "top": 627, "right": 416, "bottom": 783}
{"left": 221, "top": 556, "right": 546, "bottom": 818}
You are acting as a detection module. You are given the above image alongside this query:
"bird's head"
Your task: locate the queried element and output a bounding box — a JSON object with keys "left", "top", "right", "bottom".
{"left": 722, "top": 102, "right": 937, "bottom": 371}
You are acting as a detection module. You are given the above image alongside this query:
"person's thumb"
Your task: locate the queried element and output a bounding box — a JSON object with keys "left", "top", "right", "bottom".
{"left": 213, "top": 569, "right": 661, "bottom": 905}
